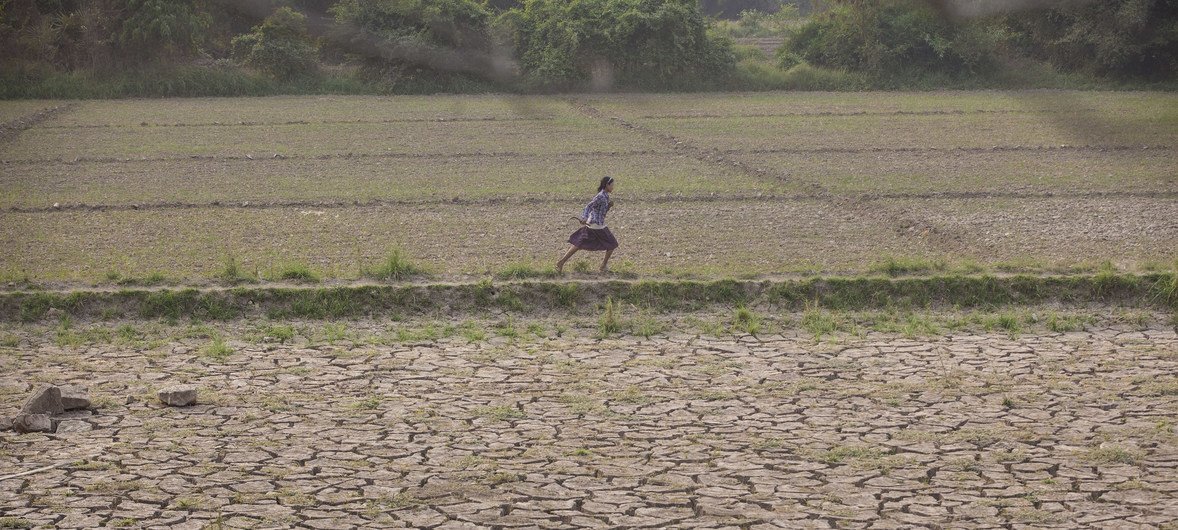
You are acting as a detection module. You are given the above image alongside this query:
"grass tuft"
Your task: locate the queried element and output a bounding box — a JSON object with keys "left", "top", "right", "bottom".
{"left": 599, "top": 296, "right": 621, "bottom": 336}
{"left": 495, "top": 263, "right": 558, "bottom": 280}
{"left": 276, "top": 263, "right": 321, "bottom": 283}
{"left": 364, "top": 249, "right": 427, "bottom": 282}
{"left": 870, "top": 256, "right": 948, "bottom": 277}
{"left": 202, "top": 337, "right": 234, "bottom": 361}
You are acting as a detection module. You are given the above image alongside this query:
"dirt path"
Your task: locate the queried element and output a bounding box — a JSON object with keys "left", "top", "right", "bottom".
{"left": 2, "top": 322, "right": 1175, "bottom": 528}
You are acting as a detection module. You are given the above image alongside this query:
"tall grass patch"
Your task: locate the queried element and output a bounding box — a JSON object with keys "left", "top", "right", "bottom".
{"left": 363, "top": 249, "right": 427, "bottom": 282}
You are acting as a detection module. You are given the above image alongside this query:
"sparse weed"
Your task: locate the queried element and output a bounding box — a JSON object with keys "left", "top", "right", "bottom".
{"left": 364, "top": 248, "right": 426, "bottom": 282}
{"left": 219, "top": 255, "right": 254, "bottom": 284}
{"left": 870, "top": 256, "right": 947, "bottom": 277}
{"left": 276, "top": 262, "right": 320, "bottom": 283}
{"left": 473, "top": 405, "right": 524, "bottom": 421}
{"left": 802, "top": 305, "right": 842, "bottom": 340}
{"left": 733, "top": 306, "right": 760, "bottom": 335}
{"left": 495, "top": 263, "right": 557, "bottom": 280}
{"left": 1085, "top": 445, "right": 1141, "bottom": 465}
{"left": 202, "top": 337, "right": 233, "bottom": 361}
{"left": 632, "top": 313, "right": 664, "bottom": 338}
{"left": 598, "top": 296, "right": 621, "bottom": 336}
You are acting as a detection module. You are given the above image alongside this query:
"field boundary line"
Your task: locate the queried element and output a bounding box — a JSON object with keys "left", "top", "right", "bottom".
{"left": 0, "top": 103, "right": 79, "bottom": 146}
{"left": 0, "top": 149, "right": 669, "bottom": 166}
{"left": 37, "top": 115, "right": 556, "bottom": 129}
{"left": 7, "top": 190, "right": 1178, "bottom": 214}
{"left": 2, "top": 273, "right": 1172, "bottom": 322}
{"left": 1, "top": 144, "right": 1168, "bottom": 167}
{"left": 638, "top": 108, "right": 1101, "bottom": 119}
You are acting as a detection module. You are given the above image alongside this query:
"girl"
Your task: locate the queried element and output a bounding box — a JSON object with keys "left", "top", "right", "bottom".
{"left": 558, "top": 176, "right": 618, "bottom": 273}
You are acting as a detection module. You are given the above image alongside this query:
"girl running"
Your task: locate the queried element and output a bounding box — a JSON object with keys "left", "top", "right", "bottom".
{"left": 557, "top": 176, "right": 618, "bottom": 273}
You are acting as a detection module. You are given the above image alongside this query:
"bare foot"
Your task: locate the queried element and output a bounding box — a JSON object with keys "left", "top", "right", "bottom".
{"left": 556, "top": 261, "right": 565, "bottom": 274}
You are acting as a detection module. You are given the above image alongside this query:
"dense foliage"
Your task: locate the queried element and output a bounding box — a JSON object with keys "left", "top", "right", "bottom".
{"left": 1004, "top": 0, "right": 1178, "bottom": 79}
{"left": 232, "top": 7, "right": 319, "bottom": 80}
{"left": 0, "top": 0, "right": 1174, "bottom": 97}
{"left": 783, "top": 0, "right": 1177, "bottom": 80}
{"left": 497, "top": 0, "right": 735, "bottom": 90}
{"left": 785, "top": 0, "right": 998, "bottom": 76}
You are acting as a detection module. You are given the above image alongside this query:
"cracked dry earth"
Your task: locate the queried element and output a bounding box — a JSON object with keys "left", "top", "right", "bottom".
{"left": 2, "top": 322, "right": 1177, "bottom": 529}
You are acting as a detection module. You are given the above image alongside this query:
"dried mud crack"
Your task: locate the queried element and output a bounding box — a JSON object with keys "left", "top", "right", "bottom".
{"left": 1, "top": 319, "right": 1175, "bottom": 528}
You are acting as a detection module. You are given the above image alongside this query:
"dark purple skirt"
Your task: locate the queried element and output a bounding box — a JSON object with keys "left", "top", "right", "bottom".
{"left": 568, "top": 227, "right": 618, "bottom": 251}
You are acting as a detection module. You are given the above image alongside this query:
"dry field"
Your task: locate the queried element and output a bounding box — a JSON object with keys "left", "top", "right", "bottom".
{"left": 0, "top": 313, "right": 1176, "bottom": 528}
{"left": 1, "top": 91, "right": 1176, "bottom": 284}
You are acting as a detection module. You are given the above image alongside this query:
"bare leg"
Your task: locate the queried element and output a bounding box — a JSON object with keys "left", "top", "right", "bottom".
{"left": 600, "top": 249, "right": 614, "bottom": 273}
{"left": 556, "top": 246, "right": 579, "bottom": 273}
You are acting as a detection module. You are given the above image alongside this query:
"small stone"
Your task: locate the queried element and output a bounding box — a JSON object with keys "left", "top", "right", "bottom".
{"left": 13, "top": 414, "right": 53, "bottom": 433}
{"left": 60, "top": 387, "right": 91, "bottom": 411}
{"left": 55, "top": 419, "right": 92, "bottom": 433}
{"left": 22, "top": 385, "right": 64, "bottom": 415}
{"left": 158, "top": 385, "right": 198, "bottom": 407}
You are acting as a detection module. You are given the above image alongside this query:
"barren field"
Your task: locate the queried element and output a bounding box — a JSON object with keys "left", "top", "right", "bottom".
{"left": 1, "top": 313, "right": 1175, "bottom": 528}
{"left": 2, "top": 92, "right": 1177, "bottom": 529}
{"left": 1, "top": 90, "right": 1176, "bottom": 284}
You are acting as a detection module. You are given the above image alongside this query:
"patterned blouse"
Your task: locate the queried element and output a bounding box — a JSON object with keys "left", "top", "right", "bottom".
{"left": 581, "top": 191, "right": 612, "bottom": 227}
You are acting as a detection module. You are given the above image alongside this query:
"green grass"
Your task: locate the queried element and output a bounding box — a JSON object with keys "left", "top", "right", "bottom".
{"left": 1085, "top": 446, "right": 1142, "bottom": 465}
{"left": 802, "top": 306, "right": 843, "bottom": 340}
{"left": 202, "top": 337, "right": 234, "bottom": 361}
{"left": 364, "top": 249, "right": 427, "bottom": 282}
{"left": 2, "top": 273, "right": 1173, "bottom": 322}
{"left": 473, "top": 405, "right": 525, "bottom": 421}
{"left": 598, "top": 296, "right": 621, "bottom": 336}
{"left": 495, "top": 262, "right": 558, "bottom": 281}
{"left": 275, "top": 263, "right": 321, "bottom": 283}
{"left": 870, "top": 256, "right": 948, "bottom": 277}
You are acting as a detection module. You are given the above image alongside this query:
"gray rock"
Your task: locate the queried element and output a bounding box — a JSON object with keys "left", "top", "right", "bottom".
{"left": 158, "top": 385, "right": 198, "bottom": 407}
{"left": 21, "top": 385, "right": 64, "bottom": 415}
{"left": 0, "top": 416, "right": 11, "bottom": 431}
{"left": 13, "top": 414, "right": 53, "bottom": 433}
{"left": 60, "top": 387, "right": 91, "bottom": 411}
{"left": 55, "top": 419, "right": 92, "bottom": 433}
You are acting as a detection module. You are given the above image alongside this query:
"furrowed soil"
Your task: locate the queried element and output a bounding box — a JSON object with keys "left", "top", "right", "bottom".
{"left": 2, "top": 92, "right": 1176, "bottom": 283}
{"left": 1, "top": 314, "right": 1175, "bottom": 528}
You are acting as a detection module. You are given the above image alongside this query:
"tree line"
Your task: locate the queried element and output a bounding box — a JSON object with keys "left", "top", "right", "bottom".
{"left": 0, "top": 0, "right": 1173, "bottom": 97}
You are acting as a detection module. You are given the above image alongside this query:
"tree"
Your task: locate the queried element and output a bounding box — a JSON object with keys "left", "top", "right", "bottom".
{"left": 498, "top": 0, "right": 735, "bottom": 90}
{"left": 329, "top": 0, "right": 505, "bottom": 85}
{"left": 785, "top": 0, "right": 996, "bottom": 77}
{"left": 232, "top": 6, "right": 319, "bottom": 80}
{"left": 1005, "top": 0, "right": 1178, "bottom": 79}
{"left": 117, "top": 0, "right": 211, "bottom": 61}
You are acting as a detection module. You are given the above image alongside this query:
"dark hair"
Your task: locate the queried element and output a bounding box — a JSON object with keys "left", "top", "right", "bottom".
{"left": 597, "top": 176, "right": 614, "bottom": 192}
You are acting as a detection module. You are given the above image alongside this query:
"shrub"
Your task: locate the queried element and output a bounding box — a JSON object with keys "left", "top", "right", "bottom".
{"left": 364, "top": 249, "right": 427, "bottom": 281}
{"left": 329, "top": 0, "right": 504, "bottom": 89}
{"left": 232, "top": 7, "right": 319, "bottom": 80}
{"left": 497, "top": 0, "right": 736, "bottom": 90}
{"left": 785, "top": 0, "right": 998, "bottom": 78}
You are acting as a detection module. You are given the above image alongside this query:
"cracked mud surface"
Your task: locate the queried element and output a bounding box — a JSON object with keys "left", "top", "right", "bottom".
{"left": 2, "top": 321, "right": 1176, "bottom": 528}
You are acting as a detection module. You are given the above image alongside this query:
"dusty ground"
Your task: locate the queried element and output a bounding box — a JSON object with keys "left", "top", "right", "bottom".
{"left": 1, "top": 317, "right": 1176, "bottom": 528}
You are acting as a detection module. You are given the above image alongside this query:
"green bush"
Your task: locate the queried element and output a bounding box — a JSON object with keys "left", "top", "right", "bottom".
{"left": 497, "top": 0, "right": 736, "bottom": 91}
{"left": 232, "top": 7, "right": 319, "bottom": 80}
{"left": 786, "top": 0, "right": 998, "bottom": 78}
{"left": 1004, "top": 0, "right": 1178, "bottom": 79}
{"left": 117, "top": 0, "right": 211, "bottom": 61}
{"left": 329, "top": 0, "right": 502, "bottom": 90}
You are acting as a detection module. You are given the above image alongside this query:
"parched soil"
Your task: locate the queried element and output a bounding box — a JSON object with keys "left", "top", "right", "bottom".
{"left": 1, "top": 320, "right": 1176, "bottom": 528}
